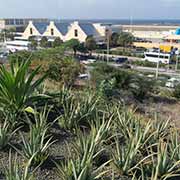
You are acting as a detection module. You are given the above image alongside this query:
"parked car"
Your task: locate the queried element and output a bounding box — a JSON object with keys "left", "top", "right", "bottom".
{"left": 78, "top": 74, "right": 89, "bottom": 80}
{"left": 113, "top": 57, "right": 128, "bottom": 64}
{"left": 165, "top": 78, "right": 180, "bottom": 88}
{"left": 81, "top": 59, "right": 96, "bottom": 65}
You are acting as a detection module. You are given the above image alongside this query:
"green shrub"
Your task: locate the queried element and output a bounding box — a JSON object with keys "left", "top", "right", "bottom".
{"left": 129, "top": 75, "right": 155, "bottom": 101}
{"left": 19, "top": 126, "right": 55, "bottom": 166}
{"left": 173, "top": 84, "right": 180, "bottom": 99}
{"left": 0, "top": 60, "right": 47, "bottom": 121}
{"left": 138, "top": 142, "right": 180, "bottom": 180}
{"left": 56, "top": 119, "right": 112, "bottom": 180}
{"left": 8, "top": 51, "right": 32, "bottom": 64}
{"left": 4, "top": 152, "right": 36, "bottom": 180}
{"left": 91, "top": 63, "right": 155, "bottom": 101}
{"left": 47, "top": 57, "right": 84, "bottom": 87}
{"left": 58, "top": 93, "right": 99, "bottom": 131}
{"left": 0, "top": 121, "right": 19, "bottom": 150}
{"left": 131, "top": 60, "right": 166, "bottom": 68}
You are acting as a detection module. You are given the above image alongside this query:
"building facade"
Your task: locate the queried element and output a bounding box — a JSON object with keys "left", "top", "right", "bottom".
{"left": 22, "top": 20, "right": 113, "bottom": 43}
{"left": 0, "top": 18, "right": 49, "bottom": 32}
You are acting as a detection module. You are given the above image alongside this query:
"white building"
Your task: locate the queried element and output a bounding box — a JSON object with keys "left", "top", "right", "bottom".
{"left": 22, "top": 20, "right": 113, "bottom": 43}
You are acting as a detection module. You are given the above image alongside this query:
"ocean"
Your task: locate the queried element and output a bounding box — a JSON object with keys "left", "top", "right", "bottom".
{"left": 54, "top": 19, "right": 180, "bottom": 26}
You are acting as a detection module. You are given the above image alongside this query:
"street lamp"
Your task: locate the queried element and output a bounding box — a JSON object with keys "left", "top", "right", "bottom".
{"left": 175, "top": 49, "right": 179, "bottom": 72}
{"left": 156, "top": 47, "right": 160, "bottom": 79}
{"left": 105, "top": 24, "right": 112, "bottom": 63}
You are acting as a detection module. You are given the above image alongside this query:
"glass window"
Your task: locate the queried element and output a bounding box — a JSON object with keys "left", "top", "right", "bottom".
{"left": 146, "top": 54, "right": 169, "bottom": 59}
{"left": 74, "top": 29, "right": 78, "bottom": 37}
{"left": 51, "top": 28, "right": 54, "bottom": 36}
{"left": 30, "top": 28, "right": 33, "bottom": 35}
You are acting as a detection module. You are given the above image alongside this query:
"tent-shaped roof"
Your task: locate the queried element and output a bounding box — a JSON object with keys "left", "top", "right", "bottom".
{"left": 54, "top": 23, "right": 70, "bottom": 35}
{"left": 79, "top": 23, "right": 100, "bottom": 36}
{"left": 33, "top": 22, "right": 49, "bottom": 34}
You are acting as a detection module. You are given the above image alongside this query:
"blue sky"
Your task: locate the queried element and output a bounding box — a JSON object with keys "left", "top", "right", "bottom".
{"left": 0, "top": 0, "right": 180, "bottom": 19}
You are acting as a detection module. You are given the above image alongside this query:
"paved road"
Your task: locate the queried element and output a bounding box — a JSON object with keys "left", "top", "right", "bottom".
{"left": 109, "top": 63, "right": 180, "bottom": 77}
{"left": 92, "top": 52, "right": 142, "bottom": 61}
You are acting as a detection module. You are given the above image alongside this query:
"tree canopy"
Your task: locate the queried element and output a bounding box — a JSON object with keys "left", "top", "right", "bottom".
{"left": 65, "top": 39, "right": 80, "bottom": 55}
{"left": 85, "top": 36, "right": 97, "bottom": 52}
{"left": 110, "top": 32, "right": 119, "bottom": 47}
{"left": 53, "top": 37, "right": 63, "bottom": 48}
{"left": 117, "top": 32, "right": 134, "bottom": 47}
{"left": 28, "top": 36, "right": 38, "bottom": 50}
{"left": 0, "top": 28, "right": 16, "bottom": 42}
{"left": 40, "top": 36, "right": 51, "bottom": 48}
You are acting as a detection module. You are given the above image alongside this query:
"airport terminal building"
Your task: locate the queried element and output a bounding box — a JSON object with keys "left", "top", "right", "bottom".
{"left": 22, "top": 20, "right": 116, "bottom": 43}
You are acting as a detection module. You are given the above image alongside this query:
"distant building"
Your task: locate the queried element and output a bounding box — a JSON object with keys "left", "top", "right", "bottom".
{"left": 43, "top": 21, "right": 70, "bottom": 41}
{"left": 22, "top": 20, "right": 113, "bottom": 43}
{"left": 23, "top": 21, "right": 49, "bottom": 39}
{"left": 0, "top": 18, "right": 49, "bottom": 32}
{"left": 65, "top": 21, "right": 106, "bottom": 42}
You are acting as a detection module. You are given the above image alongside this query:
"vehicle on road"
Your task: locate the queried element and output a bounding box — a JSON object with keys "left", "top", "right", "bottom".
{"left": 144, "top": 50, "right": 173, "bottom": 64}
{"left": 81, "top": 59, "right": 96, "bottom": 65}
{"left": 78, "top": 74, "right": 89, "bottom": 80}
{"left": 6, "top": 40, "right": 30, "bottom": 52}
{"left": 165, "top": 77, "right": 180, "bottom": 88}
{"left": 113, "top": 57, "right": 128, "bottom": 64}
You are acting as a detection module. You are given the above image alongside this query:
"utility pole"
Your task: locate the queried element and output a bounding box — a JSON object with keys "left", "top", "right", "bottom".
{"left": 106, "top": 24, "right": 112, "bottom": 63}
{"left": 156, "top": 48, "right": 160, "bottom": 79}
{"left": 175, "top": 50, "right": 179, "bottom": 72}
{"left": 106, "top": 29, "right": 110, "bottom": 63}
{"left": 107, "top": 31, "right": 110, "bottom": 63}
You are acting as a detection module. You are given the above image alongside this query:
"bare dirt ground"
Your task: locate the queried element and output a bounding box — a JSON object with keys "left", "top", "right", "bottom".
{"left": 137, "top": 96, "right": 180, "bottom": 128}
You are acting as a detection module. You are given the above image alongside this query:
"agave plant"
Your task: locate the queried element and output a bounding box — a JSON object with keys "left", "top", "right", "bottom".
{"left": 75, "top": 93, "right": 99, "bottom": 126}
{"left": 56, "top": 119, "right": 112, "bottom": 180}
{"left": 139, "top": 141, "right": 180, "bottom": 180}
{"left": 169, "top": 130, "right": 180, "bottom": 161}
{"left": 0, "top": 120, "right": 19, "bottom": 150}
{"left": 115, "top": 108, "right": 138, "bottom": 140}
{"left": 115, "top": 107, "right": 154, "bottom": 149}
{"left": 152, "top": 117, "right": 171, "bottom": 140}
{"left": 58, "top": 93, "right": 99, "bottom": 131}
{"left": 18, "top": 126, "right": 55, "bottom": 166}
{"left": 4, "top": 152, "right": 36, "bottom": 180}
{"left": 27, "top": 105, "right": 55, "bottom": 136}
{"left": 58, "top": 94, "right": 78, "bottom": 130}
{"left": 0, "top": 59, "right": 47, "bottom": 118}
{"left": 112, "top": 136, "right": 142, "bottom": 176}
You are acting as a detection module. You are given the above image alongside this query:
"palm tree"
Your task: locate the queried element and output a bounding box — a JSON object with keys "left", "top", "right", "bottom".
{"left": 117, "top": 32, "right": 134, "bottom": 47}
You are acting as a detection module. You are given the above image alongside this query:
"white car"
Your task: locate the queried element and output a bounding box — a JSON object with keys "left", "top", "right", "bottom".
{"left": 78, "top": 74, "right": 89, "bottom": 79}
{"left": 87, "top": 59, "right": 96, "bottom": 63}
{"left": 165, "top": 78, "right": 180, "bottom": 88}
{"left": 81, "top": 59, "right": 96, "bottom": 65}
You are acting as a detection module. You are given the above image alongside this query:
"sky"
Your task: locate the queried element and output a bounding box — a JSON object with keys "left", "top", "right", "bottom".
{"left": 0, "top": 0, "right": 180, "bottom": 19}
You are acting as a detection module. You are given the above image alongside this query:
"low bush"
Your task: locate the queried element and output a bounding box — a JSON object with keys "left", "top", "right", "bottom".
{"left": 58, "top": 93, "right": 99, "bottom": 131}
{"left": 131, "top": 60, "right": 166, "bottom": 68}
{"left": 173, "top": 84, "right": 180, "bottom": 99}
{"left": 56, "top": 119, "right": 112, "bottom": 179}
{"left": 47, "top": 57, "right": 84, "bottom": 87}
{"left": 19, "top": 126, "right": 55, "bottom": 166}
{"left": 91, "top": 63, "right": 155, "bottom": 101}
{"left": 4, "top": 152, "right": 36, "bottom": 180}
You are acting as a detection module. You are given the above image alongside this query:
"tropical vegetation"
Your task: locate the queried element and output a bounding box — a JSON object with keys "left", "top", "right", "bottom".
{"left": 0, "top": 46, "right": 180, "bottom": 180}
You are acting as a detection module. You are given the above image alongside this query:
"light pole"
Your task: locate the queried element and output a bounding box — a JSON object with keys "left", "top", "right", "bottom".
{"left": 107, "top": 30, "right": 110, "bottom": 63}
{"left": 175, "top": 50, "right": 179, "bottom": 72}
{"left": 106, "top": 24, "right": 112, "bottom": 63}
{"left": 156, "top": 48, "right": 160, "bottom": 79}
